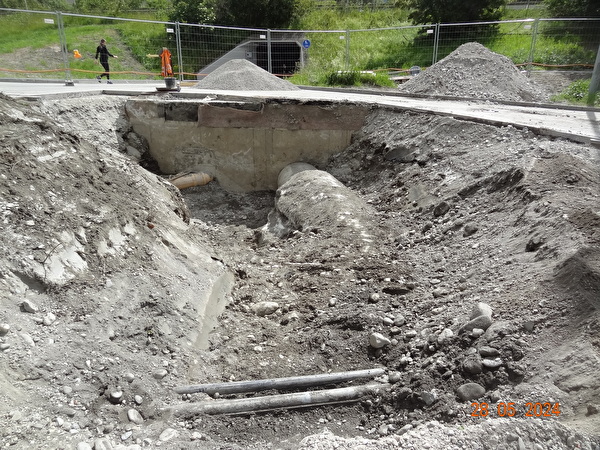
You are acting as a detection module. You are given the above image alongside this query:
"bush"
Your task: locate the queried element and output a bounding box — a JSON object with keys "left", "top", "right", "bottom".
{"left": 323, "top": 70, "right": 395, "bottom": 87}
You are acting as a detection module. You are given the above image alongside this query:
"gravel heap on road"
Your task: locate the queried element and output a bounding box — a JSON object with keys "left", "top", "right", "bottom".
{"left": 398, "top": 42, "right": 549, "bottom": 102}
{"left": 195, "top": 58, "right": 300, "bottom": 91}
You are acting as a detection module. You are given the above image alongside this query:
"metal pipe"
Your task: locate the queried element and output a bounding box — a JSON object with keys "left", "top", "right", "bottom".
{"left": 174, "top": 368, "right": 385, "bottom": 396}
{"left": 167, "top": 382, "right": 390, "bottom": 417}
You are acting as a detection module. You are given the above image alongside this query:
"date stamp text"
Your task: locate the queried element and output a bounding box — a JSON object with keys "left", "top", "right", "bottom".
{"left": 471, "top": 402, "right": 561, "bottom": 418}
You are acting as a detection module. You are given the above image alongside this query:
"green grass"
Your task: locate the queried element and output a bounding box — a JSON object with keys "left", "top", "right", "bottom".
{"left": 552, "top": 79, "right": 599, "bottom": 106}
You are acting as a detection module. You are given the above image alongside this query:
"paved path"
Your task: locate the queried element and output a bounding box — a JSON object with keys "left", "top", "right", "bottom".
{"left": 2, "top": 80, "right": 599, "bottom": 145}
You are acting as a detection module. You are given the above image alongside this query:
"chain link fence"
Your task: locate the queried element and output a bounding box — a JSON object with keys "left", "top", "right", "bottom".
{"left": 0, "top": 7, "right": 598, "bottom": 94}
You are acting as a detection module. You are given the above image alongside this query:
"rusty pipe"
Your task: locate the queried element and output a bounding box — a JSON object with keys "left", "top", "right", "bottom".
{"left": 168, "top": 172, "right": 213, "bottom": 190}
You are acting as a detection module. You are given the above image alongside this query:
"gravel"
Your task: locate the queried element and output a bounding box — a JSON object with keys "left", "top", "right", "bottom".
{"left": 194, "top": 58, "right": 301, "bottom": 91}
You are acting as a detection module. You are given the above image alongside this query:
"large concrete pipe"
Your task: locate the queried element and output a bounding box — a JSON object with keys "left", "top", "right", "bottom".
{"left": 267, "top": 162, "right": 381, "bottom": 250}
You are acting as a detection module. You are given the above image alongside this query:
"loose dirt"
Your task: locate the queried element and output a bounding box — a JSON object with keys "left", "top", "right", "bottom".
{"left": 1, "top": 45, "right": 599, "bottom": 450}
{"left": 398, "top": 42, "right": 550, "bottom": 102}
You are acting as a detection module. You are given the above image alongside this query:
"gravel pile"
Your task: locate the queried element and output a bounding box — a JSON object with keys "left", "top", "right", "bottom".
{"left": 195, "top": 58, "right": 300, "bottom": 91}
{"left": 398, "top": 42, "right": 548, "bottom": 102}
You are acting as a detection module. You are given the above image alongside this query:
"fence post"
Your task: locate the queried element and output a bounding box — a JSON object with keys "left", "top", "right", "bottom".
{"left": 267, "top": 29, "right": 273, "bottom": 73}
{"left": 587, "top": 43, "right": 600, "bottom": 106}
{"left": 432, "top": 23, "right": 440, "bottom": 65}
{"left": 56, "top": 11, "right": 73, "bottom": 85}
{"left": 526, "top": 18, "right": 539, "bottom": 77}
{"left": 175, "top": 22, "right": 183, "bottom": 80}
{"left": 345, "top": 30, "right": 350, "bottom": 70}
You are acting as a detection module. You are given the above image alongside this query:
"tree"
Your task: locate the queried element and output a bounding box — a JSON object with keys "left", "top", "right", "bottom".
{"left": 396, "top": 0, "right": 507, "bottom": 25}
{"left": 213, "top": 0, "right": 299, "bottom": 28}
{"left": 544, "top": 0, "right": 600, "bottom": 17}
{"left": 170, "top": 0, "right": 215, "bottom": 24}
{"left": 76, "top": 0, "right": 144, "bottom": 16}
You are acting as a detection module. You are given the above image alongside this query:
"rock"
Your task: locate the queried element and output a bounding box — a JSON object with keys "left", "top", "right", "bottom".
{"left": 108, "top": 390, "right": 123, "bottom": 404}
{"left": 127, "top": 409, "right": 144, "bottom": 424}
{"left": 20, "top": 299, "right": 38, "bottom": 313}
{"left": 420, "top": 391, "right": 437, "bottom": 406}
{"left": 388, "top": 371, "right": 402, "bottom": 384}
{"left": 281, "top": 311, "right": 301, "bottom": 326}
{"left": 393, "top": 314, "right": 406, "bottom": 326}
{"left": 62, "top": 386, "right": 73, "bottom": 395}
{"left": 482, "top": 358, "right": 503, "bottom": 369}
{"left": 382, "top": 284, "right": 412, "bottom": 296}
{"left": 462, "top": 356, "right": 483, "bottom": 374}
{"left": 93, "top": 437, "right": 114, "bottom": 450}
{"left": 252, "top": 301, "right": 279, "bottom": 317}
{"left": 0, "top": 323, "right": 10, "bottom": 336}
{"left": 433, "top": 201, "right": 450, "bottom": 217}
{"left": 456, "top": 383, "right": 486, "bottom": 401}
{"left": 470, "top": 302, "right": 493, "bottom": 320}
{"left": 432, "top": 287, "right": 450, "bottom": 298}
{"left": 470, "top": 328, "right": 485, "bottom": 338}
{"left": 159, "top": 427, "right": 177, "bottom": 442}
{"left": 20, "top": 333, "right": 35, "bottom": 347}
{"left": 461, "top": 315, "right": 493, "bottom": 333}
{"left": 153, "top": 369, "right": 168, "bottom": 380}
{"left": 586, "top": 404, "right": 599, "bottom": 416}
{"left": 463, "top": 223, "right": 478, "bottom": 237}
{"left": 43, "top": 312, "right": 57, "bottom": 326}
{"left": 124, "top": 372, "right": 135, "bottom": 383}
{"left": 76, "top": 443, "right": 92, "bottom": 450}
{"left": 403, "top": 329, "right": 418, "bottom": 340}
{"left": 369, "top": 332, "right": 391, "bottom": 349}
{"left": 478, "top": 346, "right": 500, "bottom": 357}
{"left": 523, "top": 320, "right": 535, "bottom": 332}
{"left": 437, "top": 328, "right": 454, "bottom": 345}
{"left": 134, "top": 395, "right": 143, "bottom": 405}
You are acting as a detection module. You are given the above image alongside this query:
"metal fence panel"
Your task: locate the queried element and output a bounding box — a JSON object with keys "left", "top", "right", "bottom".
{"left": 0, "top": 7, "right": 599, "bottom": 93}
{"left": 348, "top": 25, "right": 436, "bottom": 72}
{"left": 0, "top": 9, "right": 64, "bottom": 79}
{"left": 436, "top": 19, "right": 537, "bottom": 67}
{"left": 532, "top": 18, "right": 600, "bottom": 69}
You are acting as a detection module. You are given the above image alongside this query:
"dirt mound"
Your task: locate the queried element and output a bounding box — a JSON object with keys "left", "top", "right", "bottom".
{"left": 195, "top": 58, "right": 300, "bottom": 91}
{"left": 398, "top": 42, "right": 548, "bottom": 102}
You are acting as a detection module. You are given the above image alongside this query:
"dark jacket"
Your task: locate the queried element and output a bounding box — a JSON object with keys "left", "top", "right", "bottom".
{"left": 95, "top": 45, "right": 114, "bottom": 63}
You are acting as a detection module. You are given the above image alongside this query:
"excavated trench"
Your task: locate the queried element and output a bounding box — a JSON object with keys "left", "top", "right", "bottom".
{"left": 125, "top": 96, "right": 380, "bottom": 352}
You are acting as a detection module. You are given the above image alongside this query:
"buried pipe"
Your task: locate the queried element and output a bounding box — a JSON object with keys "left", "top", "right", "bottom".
{"left": 165, "top": 383, "right": 390, "bottom": 417}
{"left": 174, "top": 367, "right": 385, "bottom": 396}
{"left": 168, "top": 172, "right": 213, "bottom": 190}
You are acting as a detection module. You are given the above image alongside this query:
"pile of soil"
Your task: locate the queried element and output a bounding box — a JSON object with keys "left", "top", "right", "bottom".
{"left": 195, "top": 58, "right": 300, "bottom": 91}
{"left": 398, "top": 42, "right": 549, "bottom": 102}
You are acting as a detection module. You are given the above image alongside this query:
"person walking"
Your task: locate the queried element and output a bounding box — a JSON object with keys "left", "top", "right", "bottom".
{"left": 95, "top": 39, "right": 118, "bottom": 84}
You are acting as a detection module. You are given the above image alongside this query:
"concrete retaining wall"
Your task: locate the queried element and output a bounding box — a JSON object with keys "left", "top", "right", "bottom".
{"left": 125, "top": 98, "right": 371, "bottom": 192}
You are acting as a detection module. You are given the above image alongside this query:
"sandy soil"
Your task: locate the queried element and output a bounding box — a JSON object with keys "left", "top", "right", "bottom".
{"left": 1, "top": 45, "right": 599, "bottom": 450}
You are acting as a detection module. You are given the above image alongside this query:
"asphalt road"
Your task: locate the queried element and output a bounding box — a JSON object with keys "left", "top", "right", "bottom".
{"left": 1, "top": 79, "right": 599, "bottom": 145}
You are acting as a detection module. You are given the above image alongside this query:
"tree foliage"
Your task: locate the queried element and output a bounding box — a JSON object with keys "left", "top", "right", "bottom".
{"left": 544, "top": 0, "right": 600, "bottom": 17}
{"left": 396, "top": 0, "right": 507, "bottom": 25}
{"left": 169, "top": 0, "right": 301, "bottom": 28}
{"left": 214, "top": 0, "right": 298, "bottom": 28}
{"left": 170, "top": 0, "right": 215, "bottom": 24}
{"left": 76, "top": 0, "right": 144, "bottom": 16}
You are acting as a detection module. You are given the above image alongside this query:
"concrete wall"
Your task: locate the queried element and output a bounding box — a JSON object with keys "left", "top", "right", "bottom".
{"left": 125, "top": 98, "right": 370, "bottom": 192}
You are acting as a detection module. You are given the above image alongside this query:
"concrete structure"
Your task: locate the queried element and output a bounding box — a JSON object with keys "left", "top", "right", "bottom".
{"left": 125, "top": 97, "right": 371, "bottom": 192}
